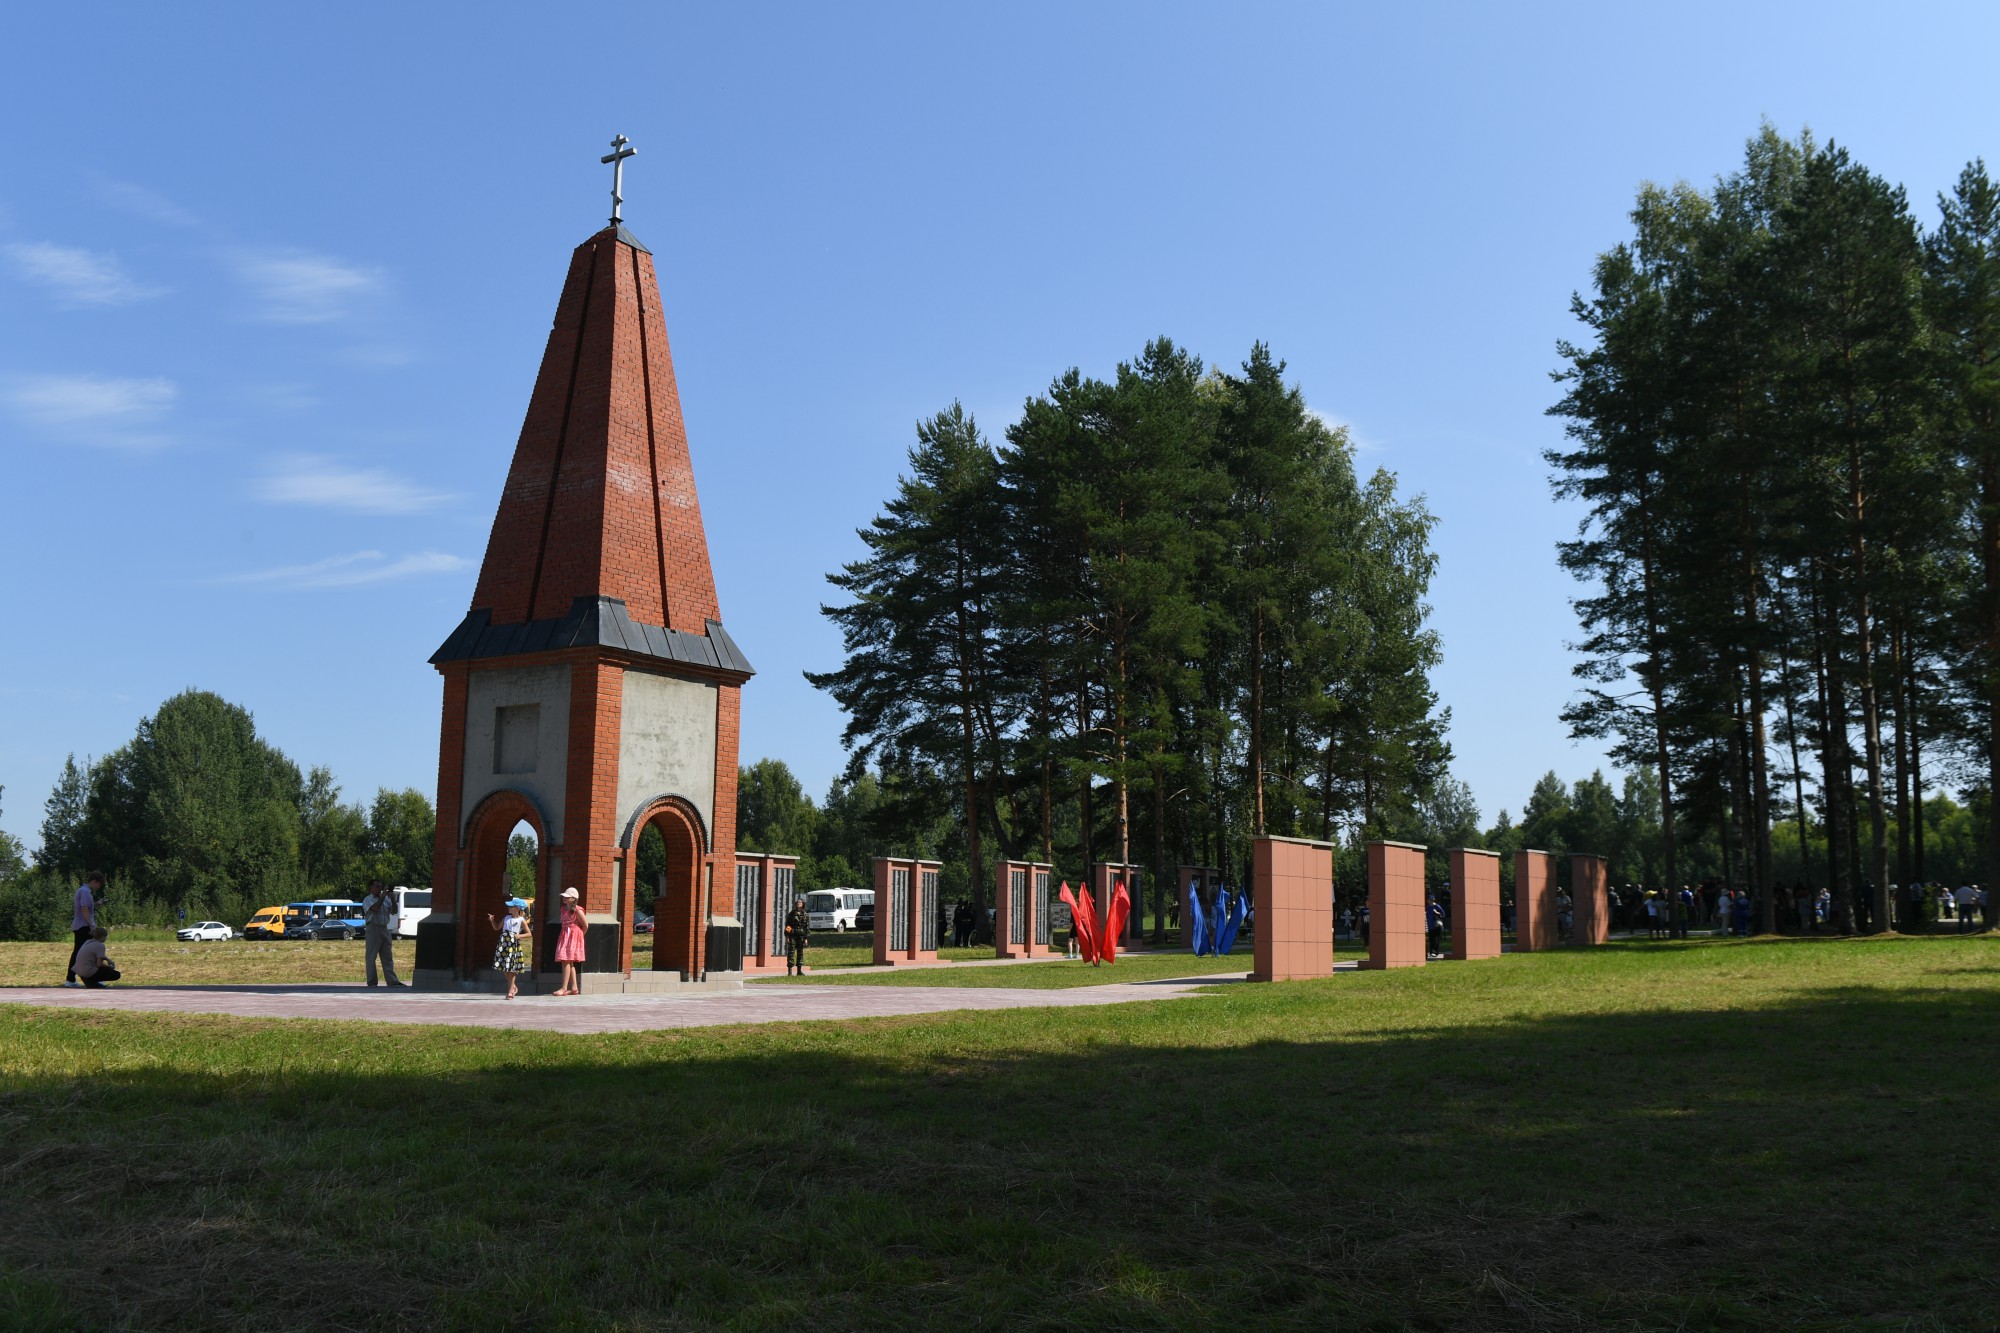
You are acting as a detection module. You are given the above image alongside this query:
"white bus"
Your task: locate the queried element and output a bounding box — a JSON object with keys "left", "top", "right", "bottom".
{"left": 805, "top": 887, "right": 873, "bottom": 932}
{"left": 392, "top": 887, "right": 433, "bottom": 938}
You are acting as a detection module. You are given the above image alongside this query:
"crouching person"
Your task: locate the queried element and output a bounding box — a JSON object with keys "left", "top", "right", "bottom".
{"left": 73, "top": 928, "right": 121, "bottom": 988}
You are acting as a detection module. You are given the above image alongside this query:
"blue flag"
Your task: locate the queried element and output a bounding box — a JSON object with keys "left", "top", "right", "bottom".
{"left": 1216, "top": 886, "right": 1248, "bottom": 955}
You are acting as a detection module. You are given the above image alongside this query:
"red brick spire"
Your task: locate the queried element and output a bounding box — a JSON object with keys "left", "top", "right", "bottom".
{"left": 470, "top": 225, "right": 720, "bottom": 635}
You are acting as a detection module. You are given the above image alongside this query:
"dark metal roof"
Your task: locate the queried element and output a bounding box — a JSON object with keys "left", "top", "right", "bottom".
{"left": 430, "top": 595, "right": 754, "bottom": 680}
{"left": 612, "top": 224, "right": 651, "bottom": 254}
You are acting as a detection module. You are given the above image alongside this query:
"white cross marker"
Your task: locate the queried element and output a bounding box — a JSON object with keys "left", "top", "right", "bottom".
{"left": 601, "top": 134, "right": 637, "bottom": 227}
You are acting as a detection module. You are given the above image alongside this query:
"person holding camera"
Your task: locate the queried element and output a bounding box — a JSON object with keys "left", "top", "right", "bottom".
{"left": 362, "top": 879, "right": 407, "bottom": 988}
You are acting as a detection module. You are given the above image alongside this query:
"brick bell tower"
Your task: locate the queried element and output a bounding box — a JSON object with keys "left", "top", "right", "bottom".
{"left": 416, "top": 137, "right": 752, "bottom": 991}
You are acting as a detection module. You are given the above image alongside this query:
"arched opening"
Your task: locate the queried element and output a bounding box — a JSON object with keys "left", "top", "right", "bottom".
{"left": 634, "top": 823, "right": 665, "bottom": 970}
{"left": 639, "top": 803, "right": 704, "bottom": 976}
{"left": 463, "top": 793, "right": 545, "bottom": 980}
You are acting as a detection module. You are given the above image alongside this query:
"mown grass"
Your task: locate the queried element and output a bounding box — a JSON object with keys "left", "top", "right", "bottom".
{"left": 0, "top": 935, "right": 374, "bottom": 986}
{"left": 0, "top": 932, "right": 988, "bottom": 988}
{"left": 1, "top": 936, "right": 1996, "bottom": 1331}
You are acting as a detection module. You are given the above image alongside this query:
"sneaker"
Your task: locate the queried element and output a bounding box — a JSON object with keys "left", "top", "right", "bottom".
{"left": 388, "top": 981, "right": 409, "bottom": 988}
{"left": 63, "top": 980, "right": 80, "bottom": 988}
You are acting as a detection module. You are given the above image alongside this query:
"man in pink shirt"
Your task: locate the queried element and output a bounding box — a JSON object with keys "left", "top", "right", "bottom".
{"left": 64, "top": 872, "right": 102, "bottom": 988}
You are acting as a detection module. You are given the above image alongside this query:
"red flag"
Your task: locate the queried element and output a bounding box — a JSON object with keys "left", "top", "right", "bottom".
{"left": 1079, "top": 884, "right": 1105, "bottom": 964}
{"left": 1059, "top": 881, "right": 1098, "bottom": 962}
{"left": 1102, "top": 878, "right": 1131, "bottom": 963}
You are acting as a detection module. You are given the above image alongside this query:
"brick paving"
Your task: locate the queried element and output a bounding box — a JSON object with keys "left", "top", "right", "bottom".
{"left": 0, "top": 974, "right": 1245, "bottom": 1035}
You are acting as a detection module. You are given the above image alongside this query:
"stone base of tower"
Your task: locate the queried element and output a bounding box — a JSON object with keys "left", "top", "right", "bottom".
{"left": 410, "top": 967, "right": 745, "bottom": 995}
{"left": 572, "top": 969, "right": 744, "bottom": 995}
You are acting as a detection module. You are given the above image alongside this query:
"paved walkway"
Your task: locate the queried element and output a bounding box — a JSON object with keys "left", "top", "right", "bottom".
{"left": 0, "top": 975, "right": 1242, "bottom": 1035}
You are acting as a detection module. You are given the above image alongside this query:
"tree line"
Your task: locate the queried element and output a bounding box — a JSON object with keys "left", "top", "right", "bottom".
{"left": 809, "top": 338, "right": 1450, "bottom": 934}
{"left": 0, "top": 689, "right": 434, "bottom": 939}
{"left": 632, "top": 757, "right": 970, "bottom": 914}
{"left": 1550, "top": 125, "right": 2000, "bottom": 931}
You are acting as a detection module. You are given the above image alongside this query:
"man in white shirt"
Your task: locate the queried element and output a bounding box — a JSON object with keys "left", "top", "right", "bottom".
{"left": 361, "top": 879, "right": 407, "bottom": 988}
{"left": 64, "top": 872, "right": 103, "bottom": 987}
{"left": 1955, "top": 884, "right": 1981, "bottom": 933}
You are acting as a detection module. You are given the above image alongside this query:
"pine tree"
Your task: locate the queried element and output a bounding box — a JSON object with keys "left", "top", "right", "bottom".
{"left": 36, "top": 754, "right": 89, "bottom": 878}
{"left": 1928, "top": 160, "right": 2000, "bottom": 903}
{"left": 810, "top": 403, "right": 1012, "bottom": 907}
{"left": 1771, "top": 143, "right": 1933, "bottom": 929}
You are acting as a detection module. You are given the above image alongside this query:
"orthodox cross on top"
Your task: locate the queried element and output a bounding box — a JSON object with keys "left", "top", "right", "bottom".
{"left": 601, "top": 134, "right": 637, "bottom": 227}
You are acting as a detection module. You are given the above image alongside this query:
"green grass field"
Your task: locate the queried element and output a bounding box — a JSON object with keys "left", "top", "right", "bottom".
{"left": 1, "top": 935, "right": 1994, "bottom": 1330}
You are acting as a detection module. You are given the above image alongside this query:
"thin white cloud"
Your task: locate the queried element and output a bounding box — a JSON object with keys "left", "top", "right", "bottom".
{"left": 232, "top": 250, "right": 385, "bottom": 324}
{"left": 92, "top": 178, "right": 200, "bottom": 228}
{"left": 5, "top": 242, "right": 167, "bottom": 307}
{"left": 233, "top": 382, "right": 320, "bottom": 412}
{"left": 336, "top": 344, "right": 418, "bottom": 369}
{"left": 4, "top": 373, "right": 177, "bottom": 448}
{"left": 1308, "top": 407, "right": 1382, "bottom": 454}
{"left": 211, "top": 550, "right": 469, "bottom": 588}
{"left": 251, "top": 455, "right": 456, "bottom": 515}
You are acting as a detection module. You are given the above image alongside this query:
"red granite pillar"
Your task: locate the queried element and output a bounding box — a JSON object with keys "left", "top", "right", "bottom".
{"left": 995, "top": 859, "right": 1055, "bottom": 958}
{"left": 1363, "top": 840, "right": 1428, "bottom": 969}
{"left": 1514, "top": 849, "right": 1558, "bottom": 951}
{"left": 1092, "top": 862, "right": 1146, "bottom": 950}
{"left": 1250, "top": 836, "right": 1334, "bottom": 981}
{"left": 1448, "top": 848, "right": 1502, "bottom": 961}
{"left": 1572, "top": 853, "right": 1609, "bottom": 945}
{"left": 873, "top": 857, "right": 940, "bottom": 966}
{"left": 735, "top": 852, "right": 796, "bottom": 975}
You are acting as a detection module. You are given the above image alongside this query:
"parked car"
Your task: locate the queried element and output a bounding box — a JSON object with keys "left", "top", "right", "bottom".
{"left": 855, "top": 902, "right": 875, "bottom": 933}
{"left": 312, "top": 907, "right": 368, "bottom": 941}
{"left": 177, "top": 921, "right": 233, "bottom": 942}
{"left": 633, "top": 914, "right": 655, "bottom": 935}
{"left": 243, "top": 906, "right": 288, "bottom": 939}
{"left": 276, "top": 899, "right": 366, "bottom": 940}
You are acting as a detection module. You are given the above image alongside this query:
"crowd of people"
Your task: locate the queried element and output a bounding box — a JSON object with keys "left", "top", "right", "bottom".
{"left": 1328, "top": 875, "right": 1991, "bottom": 950}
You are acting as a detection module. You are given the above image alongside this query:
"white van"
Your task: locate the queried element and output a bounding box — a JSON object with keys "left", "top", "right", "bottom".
{"left": 805, "top": 887, "right": 873, "bottom": 932}
{"left": 392, "top": 887, "right": 433, "bottom": 939}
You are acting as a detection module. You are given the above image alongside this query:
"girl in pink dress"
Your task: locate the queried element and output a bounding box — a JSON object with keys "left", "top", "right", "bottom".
{"left": 554, "top": 887, "right": 587, "bottom": 996}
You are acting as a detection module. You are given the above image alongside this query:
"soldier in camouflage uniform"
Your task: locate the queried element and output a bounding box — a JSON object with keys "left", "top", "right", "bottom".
{"left": 785, "top": 898, "right": 810, "bottom": 976}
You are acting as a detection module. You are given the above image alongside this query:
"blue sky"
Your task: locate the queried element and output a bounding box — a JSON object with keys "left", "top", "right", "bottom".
{"left": 4, "top": 1, "right": 1997, "bottom": 853}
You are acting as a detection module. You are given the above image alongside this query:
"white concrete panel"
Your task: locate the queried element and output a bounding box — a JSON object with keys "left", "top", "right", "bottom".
{"left": 462, "top": 665, "right": 571, "bottom": 844}
{"left": 618, "top": 669, "right": 718, "bottom": 845}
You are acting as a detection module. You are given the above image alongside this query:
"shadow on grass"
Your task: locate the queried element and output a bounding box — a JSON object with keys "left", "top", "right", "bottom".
{"left": 1, "top": 978, "right": 1996, "bottom": 1332}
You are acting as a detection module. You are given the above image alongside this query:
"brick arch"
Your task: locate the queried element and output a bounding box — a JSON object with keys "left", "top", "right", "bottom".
{"left": 619, "top": 792, "right": 710, "bottom": 855}
{"left": 463, "top": 788, "right": 546, "bottom": 978}
{"left": 631, "top": 798, "right": 706, "bottom": 978}
{"left": 460, "top": 787, "right": 553, "bottom": 850}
